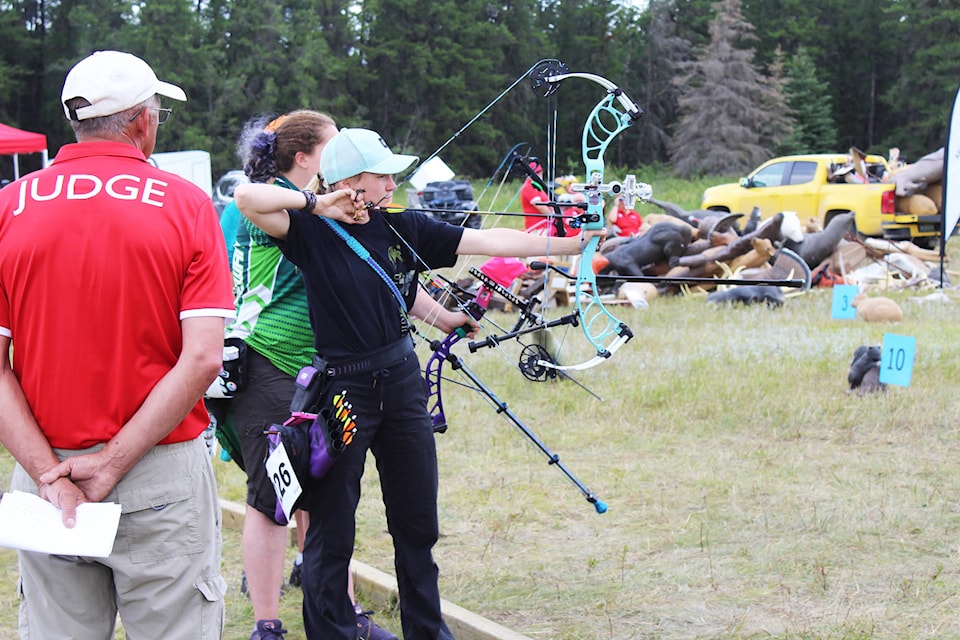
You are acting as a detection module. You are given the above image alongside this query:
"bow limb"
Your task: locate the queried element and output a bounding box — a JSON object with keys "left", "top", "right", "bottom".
{"left": 424, "top": 327, "right": 467, "bottom": 433}
{"left": 423, "top": 283, "right": 495, "bottom": 432}
{"left": 557, "top": 234, "right": 635, "bottom": 370}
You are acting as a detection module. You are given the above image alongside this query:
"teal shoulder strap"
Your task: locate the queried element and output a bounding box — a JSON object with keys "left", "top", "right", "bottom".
{"left": 276, "top": 176, "right": 411, "bottom": 327}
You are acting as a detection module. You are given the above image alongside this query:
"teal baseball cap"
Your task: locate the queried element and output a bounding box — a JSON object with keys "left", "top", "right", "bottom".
{"left": 320, "top": 128, "right": 419, "bottom": 184}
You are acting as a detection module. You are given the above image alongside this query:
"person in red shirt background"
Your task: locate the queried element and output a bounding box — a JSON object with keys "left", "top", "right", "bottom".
{"left": 520, "top": 161, "right": 582, "bottom": 236}
{"left": 607, "top": 195, "right": 643, "bottom": 237}
{"left": 520, "top": 161, "right": 551, "bottom": 230}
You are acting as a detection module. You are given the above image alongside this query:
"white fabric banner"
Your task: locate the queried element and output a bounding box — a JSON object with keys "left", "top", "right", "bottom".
{"left": 942, "top": 86, "right": 960, "bottom": 252}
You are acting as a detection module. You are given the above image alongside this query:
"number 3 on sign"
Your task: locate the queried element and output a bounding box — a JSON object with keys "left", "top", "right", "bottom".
{"left": 878, "top": 333, "right": 916, "bottom": 387}
{"left": 265, "top": 442, "right": 303, "bottom": 522}
{"left": 831, "top": 284, "right": 859, "bottom": 319}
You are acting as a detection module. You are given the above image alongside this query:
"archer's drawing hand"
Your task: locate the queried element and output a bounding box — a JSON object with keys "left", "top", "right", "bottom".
{"left": 435, "top": 310, "right": 480, "bottom": 337}
{"left": 317, "top": 189, "right": 369, "bottom": 225}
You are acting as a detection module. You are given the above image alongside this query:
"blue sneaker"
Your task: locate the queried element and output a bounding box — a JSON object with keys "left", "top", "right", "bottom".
{"left": 250, "top": 619, "right": 288, "bottom": 640}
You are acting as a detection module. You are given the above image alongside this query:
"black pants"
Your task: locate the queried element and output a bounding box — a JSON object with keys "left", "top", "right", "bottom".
{"left": 301, "top": 354, "right": 455, "bottom": 640}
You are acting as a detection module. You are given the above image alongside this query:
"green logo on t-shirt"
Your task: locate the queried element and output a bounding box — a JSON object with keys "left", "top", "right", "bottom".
{"left": 388, "top": 245, "right": 403, "bottom": 268}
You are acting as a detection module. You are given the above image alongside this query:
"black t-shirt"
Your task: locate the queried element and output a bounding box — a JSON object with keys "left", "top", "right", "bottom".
{"left": 278, "top": 209, "right": 463, "bottom": 359}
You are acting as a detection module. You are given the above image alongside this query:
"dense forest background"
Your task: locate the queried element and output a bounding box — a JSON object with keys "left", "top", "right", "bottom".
{"left": 2, "top": 0, "right": 959, "bottom": 180}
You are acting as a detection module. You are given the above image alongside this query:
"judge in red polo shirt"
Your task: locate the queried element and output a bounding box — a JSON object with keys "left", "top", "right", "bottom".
{"left": 0, "top": 50, "right": 234, "bottom": 639}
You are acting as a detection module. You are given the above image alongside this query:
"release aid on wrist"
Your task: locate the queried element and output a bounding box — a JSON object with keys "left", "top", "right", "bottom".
{"left": 299, "top": 189, "right": 317, "bottom": 215}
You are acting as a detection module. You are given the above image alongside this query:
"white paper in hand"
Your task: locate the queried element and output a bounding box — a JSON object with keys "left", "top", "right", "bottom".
{"left": 0, "top": 491, "right": 121, "bottom": 558}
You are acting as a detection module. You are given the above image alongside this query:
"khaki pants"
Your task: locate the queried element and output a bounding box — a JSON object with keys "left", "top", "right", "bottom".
{"left": 13, "top": 437, "right": 226, "bottom": 640}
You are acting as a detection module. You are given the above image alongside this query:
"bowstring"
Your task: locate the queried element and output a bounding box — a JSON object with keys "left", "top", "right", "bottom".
{"left": 533, "top": 88, "right": 578, "bottom": 370}
{"left": 405, "top": 140, "right": 545, "bottom": 352}
{"left": 392, "top": 60, "right": 581, "bottom": 378}
{"left": 410, "top": 156, "right": 518, "bottom": 322}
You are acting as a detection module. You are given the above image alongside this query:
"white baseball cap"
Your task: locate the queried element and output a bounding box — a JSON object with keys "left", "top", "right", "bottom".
{"left": 61, "top": 50, "right": 187, "bottom": 121}
{"left": 321, "top": 128, "right": 419, "bottom": 184}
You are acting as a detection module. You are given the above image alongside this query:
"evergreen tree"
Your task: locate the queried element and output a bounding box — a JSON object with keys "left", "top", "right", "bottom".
{"left": 356, "top": 0, "right": 532, "bottom": 177}
{"left": 135, "top": 0, "right": 209, "bottom": 155}
{"left": 743, "top": 0, "right": 900, "bottom": 155}
{"left": 0, "top": 1, "right": 49, "bottom": 176}
{"left": 741, "top": 0, "right": 824, "bottom": 67}
{"left": 628, "top": 0, "right": 691, "bottom": 165}
{"left": 197, "top": 0, "right": 359, "bottom": 174}
{"left": 478, "top": 0, "right": 550, "bottom": 177}
{"left": 537, "top": 0, "right": 630, "bottom": 172}
{"left": 668, "top": 0, "right": 788, "bottom": 176}
{"left": 670, "top": 0, "right": 718, "bottom": 50}
{"left": 0, "top": 1, "right": 44, "bottom": 128}
{"left": 36, "top": 0, "right": 143, "bottom": 153}
{"left": 881, "top": 0, "right": 960, "bottom": 161}
{"left": 810, "top": 1, "right": 899, "bottom": 151}
{"left": 214, "top": 0, "right": 297, "bottom": 111}
{"left": 761, "top": 45, "right": 795, "bottom": 155}
{"left": 780, "top": 45, "right": 836, "bottom": 154}
{"left": 307, "top": 0, "right": 363, "bottom": 120}
{"left": 194, "top": 0, "right": 247, "bottom": 173}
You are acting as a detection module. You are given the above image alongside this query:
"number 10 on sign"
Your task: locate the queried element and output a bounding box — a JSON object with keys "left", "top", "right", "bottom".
{"left": 878, "top": 334, "right": 916, "bottom": 387}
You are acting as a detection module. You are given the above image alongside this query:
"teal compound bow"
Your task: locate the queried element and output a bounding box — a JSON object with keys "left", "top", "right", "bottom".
{"left": 377, "top": 60, "right": 646, "bottom": 513}
{"left": 410, "top": 59, "right": 657, "bottom": 420}
{"left": 414, "top": 60, "right": 655, "bottom": 373}
{"left": 527, "top": 60, "right": 653, "bottom": 372}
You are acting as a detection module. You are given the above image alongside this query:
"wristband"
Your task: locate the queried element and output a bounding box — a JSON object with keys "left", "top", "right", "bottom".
{"left": 300, "top": 190, "right": 317, "bottom": 215}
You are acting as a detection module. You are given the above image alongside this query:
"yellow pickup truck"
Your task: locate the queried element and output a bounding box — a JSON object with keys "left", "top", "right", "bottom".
{"left": 700, "top": 153, "right": 940, "bottom": 247}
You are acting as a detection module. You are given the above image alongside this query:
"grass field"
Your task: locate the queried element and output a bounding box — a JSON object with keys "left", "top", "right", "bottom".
{"left": 420, "top": 290, "right": 960, "bottom": 639}
{"left": 2, "top": 175, "right": 959, "bottom": 639}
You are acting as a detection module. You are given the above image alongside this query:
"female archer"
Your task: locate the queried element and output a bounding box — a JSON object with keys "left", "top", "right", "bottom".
{"left": 235, "top": 127, "right": 603, "bottom": 640}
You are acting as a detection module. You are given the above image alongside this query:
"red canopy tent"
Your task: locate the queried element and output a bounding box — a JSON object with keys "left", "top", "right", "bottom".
{"left": 0, "top": 122, "right": 49, "bottom": 181}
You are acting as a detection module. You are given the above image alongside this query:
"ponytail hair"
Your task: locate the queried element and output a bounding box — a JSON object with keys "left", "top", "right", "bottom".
{"left": 236, "top": 110, "right": 336, "bottom": 184}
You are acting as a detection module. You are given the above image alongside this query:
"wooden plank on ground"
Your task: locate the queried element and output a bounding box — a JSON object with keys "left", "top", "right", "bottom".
{"left": 220, "top": 498, "right": 298, "bottom": 547}
{"left": 219, "top": 498, "right": 533, "bottom": 640}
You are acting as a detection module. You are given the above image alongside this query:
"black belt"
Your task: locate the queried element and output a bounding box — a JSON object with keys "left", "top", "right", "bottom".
{"left": 315, "top": 336, "right": 415, "bottom": 377}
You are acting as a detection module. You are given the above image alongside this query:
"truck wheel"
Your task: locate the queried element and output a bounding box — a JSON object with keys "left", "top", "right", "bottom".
{"left": 824, "top": 212, "right": 858, "bottom": 239}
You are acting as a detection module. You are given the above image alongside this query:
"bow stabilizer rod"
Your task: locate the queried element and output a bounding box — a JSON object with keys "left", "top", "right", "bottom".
{"left": 434, "top": 346, "right": 608, "bottom": 514}
{"left": 529, "top": 261, "right": 808, "bottom": 288}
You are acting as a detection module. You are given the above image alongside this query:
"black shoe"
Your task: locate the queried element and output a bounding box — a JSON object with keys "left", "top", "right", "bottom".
{"left": 250, "top": 619, "right": 288, "bottom": 640}
{"left": 289, "top": 557, "right": 303, "bottom": 588}
{"left": 355, "top": 610, "right": 398, "bottom": 640}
